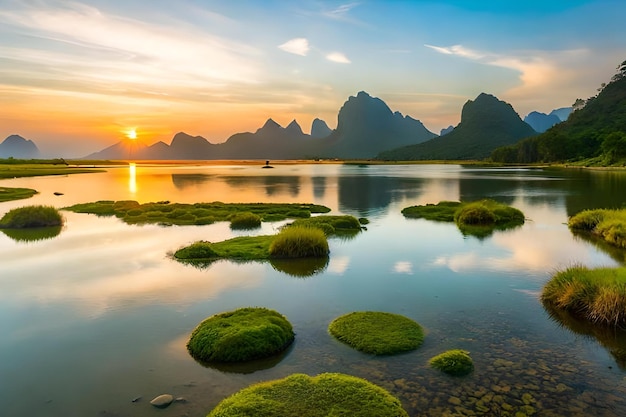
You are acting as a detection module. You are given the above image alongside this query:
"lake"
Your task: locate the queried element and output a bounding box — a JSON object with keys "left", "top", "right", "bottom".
{"left": 1, "top": 163, "right": 626, "bottom": 416}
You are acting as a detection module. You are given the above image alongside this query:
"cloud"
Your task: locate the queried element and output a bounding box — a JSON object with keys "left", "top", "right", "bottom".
{"left": 323, "top": 2, "right": 360, "bottom": 20}
{"left": 424, "top": 44, "right": 485, "bottom": 60}
{"left": 278, "top": 37, "right": 310, "bottom": 56}
{"left": 326, "top": 52, "right": 351, "bottom": 64}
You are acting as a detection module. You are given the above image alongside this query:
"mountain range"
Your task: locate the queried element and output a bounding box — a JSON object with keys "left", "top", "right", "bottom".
{"left": 0, "top": 135, "right": 40, "bottom": 159}
{"left": 523, "top": 107, "right": 572, "bottom": 133}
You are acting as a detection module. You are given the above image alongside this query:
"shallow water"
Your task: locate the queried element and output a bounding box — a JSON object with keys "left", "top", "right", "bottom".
{"left": 1, "top": 163, "right": 626, "bottom": 416}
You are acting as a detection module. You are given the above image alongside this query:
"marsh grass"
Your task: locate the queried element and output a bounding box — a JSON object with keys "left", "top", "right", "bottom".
{"left": 64, "top": 200, "right": 330, "bottom": 226}
{"left": 328, "top": 311, "right": 424, "bottom": 355}
{"left": 0, "top": 187, "right": 38, "bottom": 202}
{"left": 0, "top": 205, "right": 64, "bottom": 228}
{"left": 569, "top": 209, "right": 626, "bottom": 249}
{"left": 229, "top": 212, "right": 262, "bottom": 230}
{"left": 207, "top": 373, "right": 408, "bottom": 417}
{"left": 289, "top": 215, "right": 363, "bottom": 237}
{"left": 0, "top": 163, "right": 105, "bottom": 179}
{"left": 402, "top": 199, "right": 524, "bottom": 237}
{"left": 541, "top": 265, "right": 626, "bottom": 326}
{"left": 429, "top": 349, "right": 474, "bottom": 376}
{"left": 269, "top": 226, "right": 329, "bottom": 258}
{"left": 187, "top": 307, "right": 294, "bottom": 363}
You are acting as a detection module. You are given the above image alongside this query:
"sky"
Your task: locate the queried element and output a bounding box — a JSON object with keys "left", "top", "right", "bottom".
{"left": 1, "top": 0, "right": 625, "bottom": 157}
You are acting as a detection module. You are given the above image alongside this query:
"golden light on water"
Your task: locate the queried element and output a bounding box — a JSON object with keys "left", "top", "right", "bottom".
{"left": 128, "top": 163, "right": 137, "bottom": 193}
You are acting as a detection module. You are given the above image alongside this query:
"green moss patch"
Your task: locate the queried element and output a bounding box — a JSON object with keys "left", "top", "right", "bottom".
{"left": 569, "top": 208, "right": 626, "bottom": 249}
{"left": 0, "top": 205, "right": 64, "bottom": 228}
{"left": 187, "top": 307, "right": 294, "bottom": 363}
{"left": 207, "top": 373, "right": 408, "bottom": 417}
{"left": 0, "top": 187, "right": 38, "bottom": 202}
{"left": 328, "top": 311, "right": 424, "bottom": 355}
{"left": 64, "top": 200, "right": 330, "bottom": 226}
{"left": 429, "top": 349, "right": 474, "bottom": 376}
{"left": 402, "top": 199, "right": 524, "bottom": 237}
{"left": 541, "top": 264, "right": 626, "bottom": 326}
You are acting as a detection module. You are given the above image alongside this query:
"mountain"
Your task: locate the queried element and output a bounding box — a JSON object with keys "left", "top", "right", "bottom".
{"left": 491, "top": 63, "right": 626, "bottom": 164}
{"left": 549, "top": 107, "right": 573, "bottom": 122}
{"left": 0, "top": 135, "right": 40, "bottom": 159}
{"left": 319, "top": 91, "right": 437, "bottom": 158}
{"left": 310, "top": 118, "right": 332, "bottom": 138}
{"left": 524, "top": 111, "right": 562, "bottom": 133}
{"left": 440, "top": 125, "right": 454, "bottom": 136}
{"left": 86, "top": 138, "right": 149, "bottom": 160}
{"left": 377, "top": 93, "right": 537, "bottom": 160}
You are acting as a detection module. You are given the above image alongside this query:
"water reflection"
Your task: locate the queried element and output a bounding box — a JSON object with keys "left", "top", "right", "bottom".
{"left": 128, "top": 163, "right": 137, "bottom": 194}
{"left": 177, "top": 256, "right": 330, "bottom": 278}
{"left": 193, "top": 343, "right": 295, "bottom": 374}
{"left": 0, "top": 225, "right": 63, "bottom": 242}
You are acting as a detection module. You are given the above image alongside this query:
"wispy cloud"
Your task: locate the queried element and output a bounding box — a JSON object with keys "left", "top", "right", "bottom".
{"left": 326, "top": 52, "right": 351, "bottom": 64}
{"left": 322, "top": 2, "right": 360, "bottom": 20}
{"left": 424, "top": 44, "right": 485, "bottom": 60}
{"left": 278, "top": 38, "right": 310, "bottom": 56}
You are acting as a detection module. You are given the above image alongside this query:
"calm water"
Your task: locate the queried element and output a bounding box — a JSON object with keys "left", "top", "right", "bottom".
{"left": 1, "top": 163, "right": 626, "bottom": 417}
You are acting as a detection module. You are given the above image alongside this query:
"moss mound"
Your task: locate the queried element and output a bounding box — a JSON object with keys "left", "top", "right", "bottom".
{"left": 0, "top": 205, "right": 64, "bottom": 228}
{"left": 541, "top": 265, "right": 626, "bottom": 326}
{"left": 187, "top": 307, "right": 294, "bottom": 363}
{"left": 328, "top": 311, "right": 424, "bottom": 355}
{"left": 0, "top": 187, "right": 38, "bottom": 202}
{"left": 230, "top": 212, "right": 262, "bottom": 230}
{"left": 569, "top": 208, "right": 626, "bottom": 249}
{"left": 207, "top": 373, "right": 408, "bottom": 417}
{"left": 429, "top": 349, "right": 474, "bottom": 376}
{"left": 269, "top": 226, "right": 329, "bottom": 258}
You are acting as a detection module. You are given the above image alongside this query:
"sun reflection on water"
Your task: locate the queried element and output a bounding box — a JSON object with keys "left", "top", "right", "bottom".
{"left": 128, "top": 162, "right": 137, "bottom": 193}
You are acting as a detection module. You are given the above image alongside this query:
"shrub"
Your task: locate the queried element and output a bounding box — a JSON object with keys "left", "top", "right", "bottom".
{"left": 207, "top": 373, "right": 408, "bottom": 417}
{"left": 454, "top": 202, "right": 496, "bottom": 225}
{"left": 187, "top": 307, "right": 294, "bottom": 363}
{"left": 541, "top": 265, "right": 626, "bottom": 326}
{"left": 429, "top": 349, "right": 474, "bottom": 376}
{"left": 0, "top": 205, "right": 64, "bottom": 228}
{"left": 269, "top": 226, "right": 329, "bottom": 258}
{"left": 329, "top": 311, "right": 424, "bottom": 355}
{"left": 230, "top": 212, "right": 262, "bottom": 230}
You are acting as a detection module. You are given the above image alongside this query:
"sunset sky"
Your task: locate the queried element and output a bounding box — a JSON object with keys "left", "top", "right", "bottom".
{"left": 1, "top": 0, "right": 625, "bottom": 157}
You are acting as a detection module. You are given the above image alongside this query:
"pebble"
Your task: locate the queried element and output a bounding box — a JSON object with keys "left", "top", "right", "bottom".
{"left": 150, "top": 394, "right": 174, "bottom": 408}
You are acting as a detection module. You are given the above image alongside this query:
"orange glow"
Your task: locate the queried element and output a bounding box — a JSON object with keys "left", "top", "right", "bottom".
{"left": 125, "top": 128, "right": 137, "bottom": 140}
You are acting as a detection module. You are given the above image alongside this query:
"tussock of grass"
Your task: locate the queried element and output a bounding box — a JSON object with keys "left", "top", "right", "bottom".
{"left": 229, "top": 212, "right": 261, "bottom": 230}
{"left": 187, "top": 307, "right": 294, "bottom": 363}
{"left": 328, "top": 311, "right": 424, "bottom": 355}
{"left": 402, "top": 199, "right": 524, "bottom": 237}
{"left": 0, "top": 187, "right": 38, "bottom": 202}
{"left": 569, "top": 209, "right": 626, "bottom": 248}
{"left": 0, "top": 205, "right": 64, "bottom": 228}
{"left": 289, "top": 215, "right": 363, "bottom": 236}
{"left": 207, "top": 373, "right": 408, "bottom": 417}
{"left": 269, "top": 226, "right": 329, "bottom": 258}
{"left": 429, "top": 349, "right": 474, "bottom": 376}
{"left": 541, "top": 265, "right": 626, "bottom": 326}
{"left": 64, "top": 200, "right": 330, "bottom": 226}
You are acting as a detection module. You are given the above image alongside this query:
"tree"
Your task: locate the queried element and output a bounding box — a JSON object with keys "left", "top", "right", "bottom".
{"left": 601, "top": 132, "right": 626, "bottom": 163}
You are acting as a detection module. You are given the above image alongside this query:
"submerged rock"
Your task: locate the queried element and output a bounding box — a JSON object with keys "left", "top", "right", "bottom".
{"left": 150, "top": 394, "right": 174, "bottom": 408}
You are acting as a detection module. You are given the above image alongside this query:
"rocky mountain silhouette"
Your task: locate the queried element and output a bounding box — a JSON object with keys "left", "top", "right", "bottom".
{"left": 310, "top": 118, "right": 333, "bottom": 138}
{"left": 549, "top": 107, "right": 573, "bottom": 122}
{"left": 377, "top": 93, "right": 537, "bottom": 160}
{"left": 0, "top": 135, "right": 40, "bottom": 159}
{"left": 524, "top": 111, "right": 562, "bottom": 133}
{"left": 440, "top": 125, "right": 455, "bottom": 136}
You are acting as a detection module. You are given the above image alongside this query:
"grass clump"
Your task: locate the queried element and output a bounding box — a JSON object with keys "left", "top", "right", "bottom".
{"left": 289, "top": 215, "right": 363, "bottom": 237}
{"left": 569, "top": 209, "right": 626, "bottom": 248}
{"left": 328, "top": 311, "right": 424, "bottom": 355}
{"left": 429, "top": 349, "right": 474, "bottom": 376}
{"left": 65, "top": 200, "right": 330, "bottom": 226}
{"left": 402, "top": 199, "right": 524, "bottom": 237}
{"left": 269, "top": 226, "right": 329, "bottom": 258}
{"left": 0, "top": 205, "right": 64, "bottom": 228}
{"left": 541, "top": 265, "right": 626, "bottom": 326}
{"left": 0, "top": 187, "right": 38, "bottom": 202}
{"left": 230, "top": 212, "right": 261, "bottom": 230}
{"left": 207, "top": 372, "right": 408, "bottom": 417}
{"left": 187, "top": 307, "right": 294, "bottom": 363}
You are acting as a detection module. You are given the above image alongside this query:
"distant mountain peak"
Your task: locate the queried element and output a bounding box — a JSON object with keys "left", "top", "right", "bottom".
{"left": 311, "top": 118, "right": 332, "bottom": 138}
{"left": 285, "top": 119, "right": 303, "bottom": 134}
{"left": 0, "top": 134, "right": 40, "bottom": 158}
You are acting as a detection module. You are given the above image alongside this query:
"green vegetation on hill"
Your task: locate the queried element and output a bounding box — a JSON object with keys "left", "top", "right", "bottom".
{"left": 207, "top": 373, "right": 409, "bottom": 417}
{"left": 491, "top": 60, "right": 626, "bottom": 165}
{"left": 0, "top": 187, "right": 38, "bottom": 202}
{"left": 328, "top": 311, "right": 424, "bottom": 355}
{"left": 377, "top": 93, "right": 536, "bottom": 161}
{"left": 187, "top": 307, "right": 294, "bottom": 363}
{"left": 64, "top": 200, "right": 331, "bottom": 226}
{"left": 541, "top": 265, "right": 626, "bottom": 326}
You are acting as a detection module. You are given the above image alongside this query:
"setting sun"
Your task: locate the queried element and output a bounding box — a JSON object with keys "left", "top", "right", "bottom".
{"left": 126, "top": 128, "right": 137, "bottom": 140}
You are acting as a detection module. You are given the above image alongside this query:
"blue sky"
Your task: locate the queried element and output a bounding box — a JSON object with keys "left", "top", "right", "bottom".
{"left": 0, "top": 0, "right": 624, "bottom": 156}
